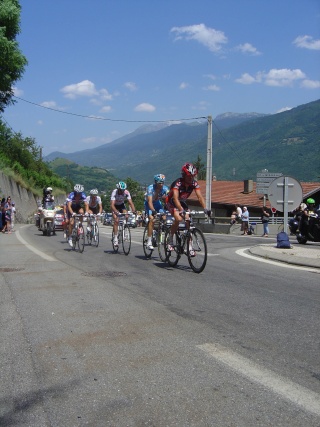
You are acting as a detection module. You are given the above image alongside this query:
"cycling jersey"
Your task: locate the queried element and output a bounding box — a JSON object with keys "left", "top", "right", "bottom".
{"left": 167, "top": 178, "right": 200, "bottom": 202}
{"left": 145, "top": 183, "right": 169, "bottom": 202}
{"left": 67, "top": 191, "right": 87, "bottom": 216}
{"left": 110, "top": 189, "right": 131, "bottom": 205}
{"left": 86, "top": 195, "right": 102, "bottom": 209}
{"left": 144, "top": 183, "right": 169, "bottom": 215}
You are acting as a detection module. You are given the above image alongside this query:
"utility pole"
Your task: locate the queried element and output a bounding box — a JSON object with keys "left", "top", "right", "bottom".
{"left": 206, "top": 116, "right": 212, "bottom": 220}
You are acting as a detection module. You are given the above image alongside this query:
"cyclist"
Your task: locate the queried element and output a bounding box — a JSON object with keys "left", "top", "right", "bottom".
{"left": 166, "top": 162, "right": 210, "bottom": 256}
{"left": 86, "top": 189, "right": 103, "bottom": 232}
{"left": 110, "top": 181, "right": 136, "bottom": 247}
{"left": 144, "top": 173, "right": 169, "bottom": 250}
{"left": 67, "top": 184, "right": 88, "bottom": 247}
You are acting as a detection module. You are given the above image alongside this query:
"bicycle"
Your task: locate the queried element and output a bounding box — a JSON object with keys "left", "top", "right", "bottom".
{"left": 86, "top": 214, "right": 100, "bottom": 247}
{"left": 143, "top": 212, "right": 169, "bottom": 261}
{"left": 164, "top": 211, "right": 208, "bottom": 273}
{"left": 111, "top": 213, "right": 131, "bottom": 255}
{"left": 70, "top": 214, "right": 85, "bottom": 253}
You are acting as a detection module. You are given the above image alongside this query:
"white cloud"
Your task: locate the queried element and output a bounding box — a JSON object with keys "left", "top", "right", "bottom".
{"left": 134, "top": 103, "right": 156, "bottom": 112}
{"left": 170, "top": 23, "right": 227, "bottom": 53}
{"left": 179, "top": 82, "right": 189, "bottom": 89}
{"left": 235, "top": 68, "right": 306, "bottom": 87}
{"left": 124, "top": 81, "right": 138, "bottom": 91}
{"left": 235, "top": 73, "right": 256, "bottom": 84}
{"left": 293, "top": 35, "right": 320, "bottom": 50}
{"left": 61, "top": 80, "right": 98, "bottom": 99}
{"left": 301, "top": 79, "right": 320, "bottom": 89}
{"left": 40, "top": 101, "right": 58, "bottom": 108}
{"left": 235, "top": 42, "right": 261, "bottom": 55}
{"left": 203, "top": 84, "right": 220, "bottom": 91}
{"left": 13, "top": 86, "right": 23, "bottom": 96}
{"left": 99, "top": 88, "right": 113, "bottom": 101}
{"left": 100, "top": 106, "right": 112, "bottom": 113}
{"left": 204, "top": 74, "right": 217, "bottom": 80}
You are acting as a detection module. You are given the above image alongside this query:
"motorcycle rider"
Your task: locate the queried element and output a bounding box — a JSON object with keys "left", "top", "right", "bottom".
{"left": 298, "top": 198, "right": 317, "bottom": 239}
{"left": 42, "top": 187, "right": 55, "bottom": 207}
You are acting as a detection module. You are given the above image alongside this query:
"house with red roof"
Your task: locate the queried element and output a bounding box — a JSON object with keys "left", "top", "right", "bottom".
{"left": 188, "top": 179, "right": 320, "bottom": 218}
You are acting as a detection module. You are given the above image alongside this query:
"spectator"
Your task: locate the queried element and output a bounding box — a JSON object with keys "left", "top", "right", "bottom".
{"left": 235, "top": 204, "right": 242, "bottom": 221}
{"left": 261, "top": 207, "right": 270, "bottom": 237}
{"left": 241, "top": 206, "right": 249, "bottom": 235}
{"left": 230, "top": 210, "right": 237, "bottom": 225}
{"left": 11, "top": 202, "right": 16, "bottom": 231}
{"left": 2, "top": 196, "right": 12, "bottom": 233}
{"left": 1, "top": 197, "right": 5, "bottom": 231}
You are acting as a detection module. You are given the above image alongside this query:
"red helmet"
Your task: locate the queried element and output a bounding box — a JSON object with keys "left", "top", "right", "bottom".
{"left": 181, "top": 162, "right": 197, "bottom": 177}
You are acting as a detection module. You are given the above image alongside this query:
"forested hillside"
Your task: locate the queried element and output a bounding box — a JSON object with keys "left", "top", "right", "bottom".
{"left": 45, "top": 99, "right": 320, "bottom": 183}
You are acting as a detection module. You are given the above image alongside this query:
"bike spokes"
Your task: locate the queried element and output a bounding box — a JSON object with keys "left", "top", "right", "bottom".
{"left": 187, "top": 228, "right": 207, "bottom": 273}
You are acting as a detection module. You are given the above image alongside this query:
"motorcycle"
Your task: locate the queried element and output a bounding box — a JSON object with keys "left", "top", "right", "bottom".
{"left": 38, "top": 201, "right": 56, "bottom": 236}
{"left": 290, "top": 212, "right": 320, "bottom": 244}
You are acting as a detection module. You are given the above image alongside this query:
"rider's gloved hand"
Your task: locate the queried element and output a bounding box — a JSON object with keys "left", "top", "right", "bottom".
{"left": 152, "top": 210, "right": 157, "bottom": 216}
{"left": 204, "top": 208, "right": 211, "bottom": 217}
{"left": 179, "top": 210, "right": 186, "bottom": 217}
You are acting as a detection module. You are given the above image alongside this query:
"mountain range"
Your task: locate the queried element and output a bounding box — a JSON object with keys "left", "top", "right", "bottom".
{"left": 46, "top": 99, "right": 320, "bottom": 184}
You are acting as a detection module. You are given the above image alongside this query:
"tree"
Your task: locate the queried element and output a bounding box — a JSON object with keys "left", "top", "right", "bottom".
{"left": 0, "top": 0, "right": 27, "bottom": 112}
{"left": 193, "top": 155, "right": 206, "bottom": 180}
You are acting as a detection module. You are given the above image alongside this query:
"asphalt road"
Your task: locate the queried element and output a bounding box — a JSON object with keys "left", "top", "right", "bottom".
{"left": 1, "top": 224, "right": 319, "bottom": 426}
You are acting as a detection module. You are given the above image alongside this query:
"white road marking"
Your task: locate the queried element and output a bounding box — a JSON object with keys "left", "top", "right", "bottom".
{"left": 198, "top": 342, "right": 320, "bottom": 417}
{"left": 16, "top": 229, "right": 56, "bottom": 262}
{"left": 236, "top": 248, "right": 318, "bottom": 272}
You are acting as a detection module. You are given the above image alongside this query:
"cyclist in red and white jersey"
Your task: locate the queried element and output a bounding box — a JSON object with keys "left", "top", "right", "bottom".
{"left": 110, "top": 181, "right": 136, "bottom": 247}
{"left": 166, "top": 163, "right": 210, "bottom": 254}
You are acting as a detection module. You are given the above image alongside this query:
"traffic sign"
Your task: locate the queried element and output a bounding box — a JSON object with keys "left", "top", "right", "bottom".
{"left": 268, "top": 176, "right": 303, "bottom": 233}
{"left": 256, "top": 172, "right": 282, "bottom": 194}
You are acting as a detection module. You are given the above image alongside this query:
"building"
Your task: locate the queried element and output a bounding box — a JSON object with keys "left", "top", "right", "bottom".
{"left": 188, "top": 180, "right": 320, "bottom": 217}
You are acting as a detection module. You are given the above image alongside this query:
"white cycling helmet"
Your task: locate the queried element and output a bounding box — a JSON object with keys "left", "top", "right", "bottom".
{"left": 74, "top": 184, "right": 84, "bottom": 192}
{"left": 46, "top": 187, "right": 53, "bottom": 192}
{"left": 90, "top": 188, "right": 99, "bottom": 195}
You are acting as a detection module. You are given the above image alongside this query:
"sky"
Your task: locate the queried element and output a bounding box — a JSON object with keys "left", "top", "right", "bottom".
{"left": 3, "top": 0, "right": 320, "bottom": 156}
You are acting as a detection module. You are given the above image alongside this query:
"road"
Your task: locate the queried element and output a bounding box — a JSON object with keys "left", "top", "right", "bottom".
{"left": 1, "top": 224, "right": 319, "bottom": 426}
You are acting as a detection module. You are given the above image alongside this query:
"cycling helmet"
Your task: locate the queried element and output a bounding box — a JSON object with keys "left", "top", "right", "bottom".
{"left": 90, "top": 188, "right": 99, "bottom": 195}
{"left": 46, "top": 187, "right": 53, "bottom": 192}
{"left": 74, "top": 184, "right": 84, "bottom": 193}
{"left": 307, "top": 198, "right": 315, "bottom": 204}
{"left": 181, "top": 162, "right": 197, "bottom": 177}
{"left": 154, "top": 174, "right": 165, "bottom": 183}
{"left": 116, "top": 181, "right": 127, "bottom": 190}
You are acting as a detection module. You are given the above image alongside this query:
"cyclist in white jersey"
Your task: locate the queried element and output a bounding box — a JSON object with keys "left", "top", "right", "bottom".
{"left": 86, "top": 189, "right": 103, "bottom": 232}
{"left": 110, "top": 181, "right": 136, "bottom": 247}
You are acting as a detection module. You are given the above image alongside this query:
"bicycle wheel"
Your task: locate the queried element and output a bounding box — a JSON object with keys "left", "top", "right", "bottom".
{"left": 164, "top": 230, "right": 180, "bottom": 267}
{"left": 77, "top": 224, "right": 85, "bottom": 253}
{"left": 187, "top": 227, "right": 207, "bottom": 273}
{"left": 143, "top": 226, "right": 153, "bottom": 258}
{"left": 87, "top": 227, "right": 92, "bottom": 245}
{"left": 122, "top": 224, "right": 131, "bottom": 255}
{"left": 157, "top": 226, "right": 167, "bottom": 262}
{"left": 111, "top": 230, "right": 119, "bottom": 253}
{"left": 93, "top": 223, "right": 99, "bottom": 247}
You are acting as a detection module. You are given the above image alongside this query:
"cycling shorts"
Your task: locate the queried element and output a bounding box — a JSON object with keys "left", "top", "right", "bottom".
{"left": 89, "top": 206, "right": 100, "bottom": 215}
{"left": 114, "top": 203, "right": 126, "bottom": 213}
{"left": 144, "top": 200, "right": 165, "bottom": 217}
{"left": 166, "top": 200, "right": 189, "bottom": 216}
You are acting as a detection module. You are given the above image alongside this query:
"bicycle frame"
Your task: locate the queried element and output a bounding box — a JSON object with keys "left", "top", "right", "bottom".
{"left": 112, "top": 213, "right": 131, "bottom": 255}
{"left": 165, "top": 211, "right": 208, "bottom": 273}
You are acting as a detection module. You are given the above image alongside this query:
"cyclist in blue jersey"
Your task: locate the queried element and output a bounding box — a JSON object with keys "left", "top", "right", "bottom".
{"left": 67, "top": 184, "right": 88, "bottom": 247}
{"left": 144, "top": 174, "right": 169, "bottom": 250}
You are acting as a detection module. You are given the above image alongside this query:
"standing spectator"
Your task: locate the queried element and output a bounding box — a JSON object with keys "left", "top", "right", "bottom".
{"left": 235, "top": 204, "right": 242, "bottom": 222}
{"left": 241, "top": 206, "right": 249, "bottom": 235}
{"left": 1, "top": 197, "right": 5, "bottom": 231}
{"left": 11, "top": 202, "right": 16, "bottom": 231}
{"left": 2, "top": 196, "right": 12, "bottom": 233}
{"left": 261, "top": 207, "right": 270, "bottom": 237}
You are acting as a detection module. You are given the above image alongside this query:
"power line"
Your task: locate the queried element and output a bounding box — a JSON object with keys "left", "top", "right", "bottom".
{"left": 13, "top": 96, "right": 207, "bottom": 123}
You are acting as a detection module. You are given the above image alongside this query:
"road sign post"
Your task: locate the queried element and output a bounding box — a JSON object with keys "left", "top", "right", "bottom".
{"left": 267, "top": 176, "right": 303, "bottom": 234}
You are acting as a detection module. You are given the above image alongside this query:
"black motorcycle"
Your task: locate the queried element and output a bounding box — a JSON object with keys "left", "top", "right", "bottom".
{"left": 291, "top": 213, "right": 320, "bottom": 244}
